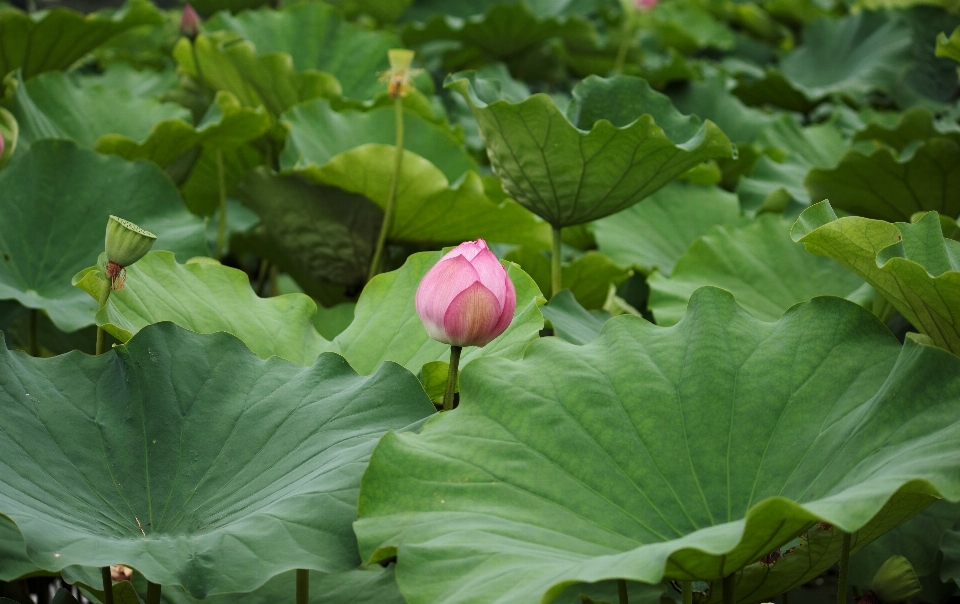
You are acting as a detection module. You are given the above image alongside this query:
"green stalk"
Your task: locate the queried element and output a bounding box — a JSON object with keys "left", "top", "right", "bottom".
{"left": 618, "top": 579, "right": 628, "bottom": 604}
{"left": 215, "top": 148, "right": 227, "bottom": 259}
{"left": 296, "top": 569, "right": 309, "bottom": 604}
{"left": 551, "top": 226, "right": 563, "bottom": 299}
{"left": 95, "top": 277, "right": 111, "bottom": 356}
{"left": 190, "top": 41, "right": 207, "bottom": 89}
{"left": 613, "top": 27, "right": 631, "bottom": 74}
{"left": 27, "top": 309, "right": 39, "bottom": 357}
{"left": 367, "top": 95, "right": 405, "bottom": 282}
{"left": 442, "top": 346, "right": 463, "bottom": 412}
{"left": 146, "top": 581, "right": 161, "bottom": 604}
{"left": 682, "top": 581, "right": 693, "bottom": 604}
{"left": 101, "top": 567, "right": 114, "bottom": 604}
{"left": 722, "top": 574, "right": 736, "bottom": 604}
{"left": 837, "top": 532, "right": 851, "bottom": 604}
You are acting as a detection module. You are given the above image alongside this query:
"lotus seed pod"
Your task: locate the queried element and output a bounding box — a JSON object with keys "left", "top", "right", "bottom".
{"left": 870, "top": 556, "right": 921, "bottom": 603}
{"left": 388, "top": 49, "right": 415, "bottom": 73}
{"left": 386, "top": 49, "right": 416, "bottom": 98}
{"left": 105, "top": 216, "right": 156, "bottom": 268}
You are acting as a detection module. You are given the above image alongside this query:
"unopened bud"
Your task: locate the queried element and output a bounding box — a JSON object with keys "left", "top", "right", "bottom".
{"left": 180, "top": 3, "right": 201, "bottom": 41}
{"left": 868, "top": 556, "right": 921, "bottom": 604}
{"left": 110, "top": 565, "right": 132, "bottom": 582}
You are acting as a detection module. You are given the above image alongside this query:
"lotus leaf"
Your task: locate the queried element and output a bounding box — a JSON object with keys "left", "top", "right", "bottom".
{"left": 937, "top": 25, "right": 960, "bottom": 63}
{"left": 792, "top": 200, "right": 960, "bottom": 355}
{"left": 280, "top": 99, "right": 475, "bottom": 183}
{"left": 649, "top": 214, "right": 864, "bottom": 325}
{"left": 356, "top": 286, "right": 960, "bottom": 604}
{"left": 594, "top": 182, "right": 741, "bottom": 275}
{"left": 0, "top": 516, "right": 34, "bottom": 581}
{"left": 289, "top": 143, "right": 551, "bottom": 248}
{"left": 324, "top": 250, "right": 544, "bottom": 375}
{"left": 0, "top": 140, "right": 214, "bottom": 332}
{"left": 502, "top": 248, "right": 629, "bottom": 309}
{"left": 237, "top": 168, "right": 382, "bottom": 288}
{"left": 805, "top": 135, "right": 960, "bottom": 223}
{"left": 0, "top": 322, "right": 435, "bottom": 596}
{"left": 172, "top": 33, "right": 340, "bottom": 117}
{"left": 0, "top": 0, "right": 162, "bottom": 79}
{"left": 737, "top": 116, "right": 848, "bottom": 214}
{"left": 541, "top": 289, "right": 609, "bottom": 345}
{"left": 72, "top": 251, "right": 326, "bottom": 365}
{"left": 447, "top": 72, "right": 733, "bottom": 228}
{"left": 733, "top": 12, "right": 912, "bottom": 108}
{"left": 206, "top": 2, "right": 400, "bottom": 101}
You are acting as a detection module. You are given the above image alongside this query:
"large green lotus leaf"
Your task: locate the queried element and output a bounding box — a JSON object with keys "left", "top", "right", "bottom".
{"left": 351, "top": 0, "right": 412, "bottom": 23}
{"left": 792, "top": 200, "right": 960, "bottom": 355}
{"left": 0, "top": 140, "right": 213, "bottom": 333}
{"left": 206, "top": 2, "right": 399, "bottom": 101}
{"left": 0, "top": 0, "right": 162, "bottom": 79}
{"left": 446, "top": 73, "right": 733, "bottom": 227}
{"left": 805, "top": 136, "right": 960, "bottom": 223}
{"left": 3, "top": 68, "right": 190, "bottom": 155}
{"left": 737, "top": 116, "right": 848, "bottom": 214}
{"left": 891, "top": 7, "right": 960, "bottom": 111}
{"left": 72, "top": 251, "right": 326, "bottom": 365}
{"left": 355, "top": 286, "right": 960, "bottom": 604}
{"left": 292, "top": 144, "right": 551, "bottom": 248}
{"left": 733, "top": 12, "right": 912, "bottom": 108}
{"left": 280, "top": 99, "right": 475, "bottom": 184}
{"left": 937, "top": 25, "right": 960, "bottom": 62}
{"left": 324, "top": 250, "right": 544, "bottom": 376}
{"left": 848, "top": 501, "right": 960, "bottom": 585}
{"left": 237, "top": 168, "right": 382, "bottom": 288}
{"left": 402, "top": 2, "right": 595, "bottom": 60}
{"left": 852, "top": 107, "right": 960, "bottom": 152}
{"left": 0, "top": 516, "right": 35, "bottom": 581}
{"left": 172, "top": 33, "right": 340, "bottom": 117}
{"left": 0, "top": 322, "right": 435, "bottom": 597}
{"left": 96, "top": 91, "right": 271, "bottom": 168}
{"left": 594, "top": 182, "right": 741, "bottom": 276}
{"left": 648, "top": 214, "right": 865, "bottom": 325}
{"left": 502, "top": 248, "right": 629, "bottom": 309}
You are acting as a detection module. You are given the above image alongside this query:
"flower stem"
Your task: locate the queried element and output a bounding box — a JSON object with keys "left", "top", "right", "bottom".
{"left": 95, "top": 276, "right": 112, "bottom": 356}
{"left": 837, "top": 532, "right": 851, "bottom": 604}
{"left": 368, "top": 95, "right": 405, "bottom": 282}
{"left": 215, "top": 148, "right": 227, "bottom": 259}
{"left": 682, "top": 581, "right": 693, "bottom": 604}
{"left": 722, "top": 574, "right": 736, "bottom": 604}
{"left": 442, "top": 346, "right": 462, "bottom": 412}
{"left": 101, "top": 567, "right": 114, "bottom": 604}
{"left": 551, "top": 226, "right": 563, "bottom": 299}
{"left": 146, "top": 581, "right": 161, "bottom": 604}
{"left": 613, "top": 26, "right": 632, "bottom": 74}
{"left": 618, "top": 579, "right": 628, "bottom": 604}
{"left": 27, "top": 309, "right": 38, "bottom": 357}
{"left": 296, "top": 569, "right": 309, "bottom": 604}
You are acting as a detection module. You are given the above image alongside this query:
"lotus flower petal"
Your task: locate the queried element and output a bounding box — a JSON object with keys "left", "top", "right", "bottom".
{"left": 467, "top": 246, "right": 508, "bottom": 306}
{"left": 482, "top": 273, "right": 516, "bottom": 346}
{"left": 442, "top": 281, "right": 502, "bottom": 347}
{"left": 415, "top": 256, "right": 481, "bottom": 338}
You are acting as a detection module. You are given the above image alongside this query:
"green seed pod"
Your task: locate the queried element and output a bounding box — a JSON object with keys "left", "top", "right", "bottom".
{"left": 105, "top": 216, "right": 156, "bottom": 268}
{"left": 870, "top": 556, "right": 921, "bottom": 603}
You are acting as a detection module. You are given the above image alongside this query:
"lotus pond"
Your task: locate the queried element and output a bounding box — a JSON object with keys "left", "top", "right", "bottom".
{"left": 2, "top": 0, "right": 960, "bottom": 603}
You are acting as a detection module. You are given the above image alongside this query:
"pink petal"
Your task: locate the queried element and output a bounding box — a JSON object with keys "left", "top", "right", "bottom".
{"left": 480, "top": 273, "right": 516, "bottom": 346}
{"left": 468, "top": 247, "right": 507, "bottom": 306}
{"left": 416, "top": 256, "right": 481, "bottom": 341}
{"left": 442, "top": 281, "right": 502, "bottom": 347}
{"left": 438, "top": 239, "right": 489, "bottom": 263}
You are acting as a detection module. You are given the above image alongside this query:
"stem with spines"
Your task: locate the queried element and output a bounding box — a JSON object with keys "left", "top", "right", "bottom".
{"left": 368, "top": 95, "right": 405, "bottom": 281}
{"left": 95, "top": 276, "right": 111, "bottom": 355}
{"left": 146, "top": 581, "right": 161, "bottom": 604}
{"left": 722, "top": 574, "right": 735, "bottom": 604}
{"left": 551, "top": 226, "right": 562, "bottom": 299}
{"left": 682, "top": 580, "right": 693, "bottom": 604}
{"left": 442, "top": 346, "right": 462, "bottom": 412}
{"left": 101, "top": 567, "right": 114, "bottom": 604}
{"left": 296, "top": 568, "right": 309, "bottom": 604}
{"left": 215, "top": 148, "right": 227, "bottom": 258}
{"left": 837, "top": 532, "right": 851, "bottom": 604}
{"left": 618, "top": 579, "right": 628, "bottom": 604}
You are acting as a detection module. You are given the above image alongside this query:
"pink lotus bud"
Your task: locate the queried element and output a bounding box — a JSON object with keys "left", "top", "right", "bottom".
{"left": 415, "top": 239, "right": 516, "bottom": 348}
{"left": 180, "top": 4, "right": 201, "bottom": 40}
{"left": 634, "top": 0, "right": 657, "bottom": 10}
